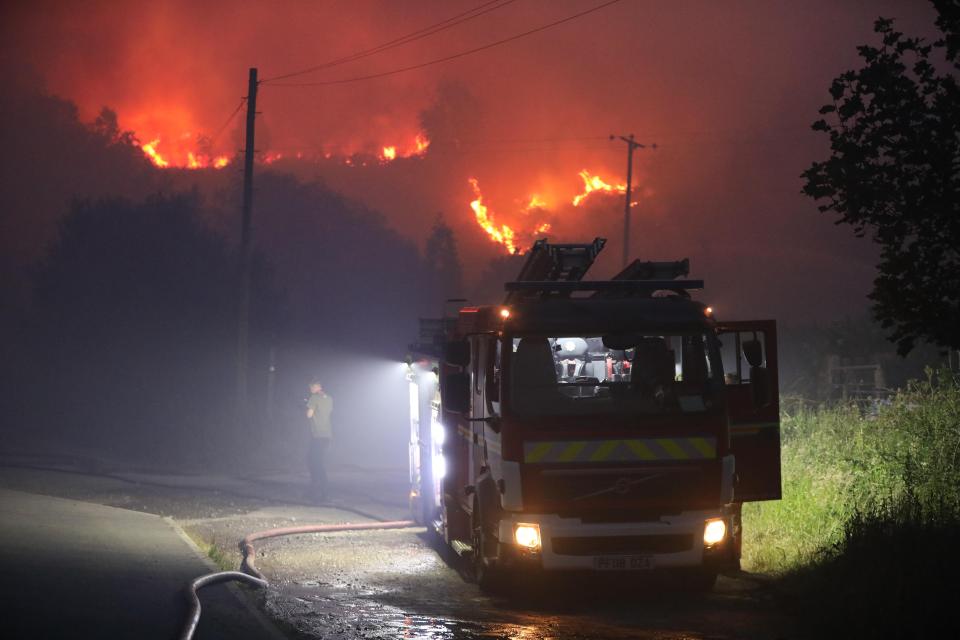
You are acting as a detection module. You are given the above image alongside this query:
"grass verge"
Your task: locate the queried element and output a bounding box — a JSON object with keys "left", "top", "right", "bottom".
{"left": 742, "top": 369, "right": 960, "bottom": 638}
{"left": 184, "top": 528, "right": 237, "bottom": 572}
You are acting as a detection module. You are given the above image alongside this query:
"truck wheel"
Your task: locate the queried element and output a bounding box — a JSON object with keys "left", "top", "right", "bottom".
{"left": 472, "top": 505, "right": 505, "bottom": 593}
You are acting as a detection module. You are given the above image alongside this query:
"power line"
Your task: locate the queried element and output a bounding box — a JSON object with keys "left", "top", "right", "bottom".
{"left": 267, "top": 0, "right": 624, "bottom": 87}
{"left": 261, "top": 0, "right": 518, "bottom": 84}
{"left": 209, "top": 98, "right": 247, "bottom": 144}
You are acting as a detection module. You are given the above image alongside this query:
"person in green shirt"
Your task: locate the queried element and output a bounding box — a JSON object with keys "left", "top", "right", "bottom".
{"left": 305, "top": 379, "right": 333, "bottom": 502}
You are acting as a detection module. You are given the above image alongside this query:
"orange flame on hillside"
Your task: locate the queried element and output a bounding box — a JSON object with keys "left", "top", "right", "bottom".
{"left": 525, "top": 194, "right": 548, "bottom": 211}
{"left": 263, "top": 152, "right": 284, "bottom": 164}
{"left": 130, "top": 111, "right": 430, "bottom": 169}
{"left": 415, "top": 134, "right": 431, "bottom": 154}
{"left": 140, "top": 139, "right": 169, "bottom": 168}
{"left": 379, "top": 133, "right": 431, "bottom": 162}
{"left": 469, "top": 180, "right": 554, "bottom": 254}
{"left": 136, "top": 137, "right": 229, "bottom": 170}
{"left": 571, "top": 170, "right": 626, "bottom": 206}
{"left": 469, "top": 178, "right": 519, "bottom": 254}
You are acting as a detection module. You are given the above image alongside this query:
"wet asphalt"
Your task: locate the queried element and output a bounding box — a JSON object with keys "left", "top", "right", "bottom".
{"left": 0, "top": 485, "right": 278, "bottom": 639}
{"left": 0, "top": 460, "right": 796, "bottom": 640}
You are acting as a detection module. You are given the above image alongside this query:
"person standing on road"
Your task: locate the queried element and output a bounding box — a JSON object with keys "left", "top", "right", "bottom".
{"left": 305, "top": 379, "right": 333, "bottom": 503}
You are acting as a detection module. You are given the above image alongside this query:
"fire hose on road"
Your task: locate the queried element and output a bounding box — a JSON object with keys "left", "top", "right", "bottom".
{"left": 179, "top": 519, "right": 419, "bottom": 640}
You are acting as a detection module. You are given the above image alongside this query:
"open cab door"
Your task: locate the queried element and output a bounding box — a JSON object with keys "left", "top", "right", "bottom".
{"left": 717, "top": 320, "right": 781, "bottom": 501}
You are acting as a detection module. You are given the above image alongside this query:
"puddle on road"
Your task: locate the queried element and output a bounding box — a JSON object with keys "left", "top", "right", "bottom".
{"left": 266, "top": 582, "right": 604, "bottom": 640}
{"left": 254, "top": 529, "right": 781, "bottom": 640}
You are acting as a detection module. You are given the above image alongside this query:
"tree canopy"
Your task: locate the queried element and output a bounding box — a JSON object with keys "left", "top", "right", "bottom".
{"left": 802, "top": 2, "right": 960, "bottom": 355}
{"left": 424, "top": 215, "right": 463, "bottom": 303}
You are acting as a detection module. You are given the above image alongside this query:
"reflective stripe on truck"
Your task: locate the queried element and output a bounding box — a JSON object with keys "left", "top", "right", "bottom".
{"left": 523, "top": 437, "right": 717, "bottom": 463}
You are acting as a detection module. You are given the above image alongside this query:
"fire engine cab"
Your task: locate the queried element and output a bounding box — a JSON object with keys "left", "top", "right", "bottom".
{"left": 406, "top": 238, "right": 780, "bottom": 590}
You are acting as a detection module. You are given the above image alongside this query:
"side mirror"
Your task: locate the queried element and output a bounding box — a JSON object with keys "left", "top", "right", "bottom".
{"left": 742, "top": 339, "right": 764, "bottom": 368}
{"left": 443, "top": 372, "right": 470, "bottom": 414}
{"left": 444, "top": 340, "right": 470, "bottom": 367}
{"left": 751, "top": 366, "right": 773, "bottom": 407}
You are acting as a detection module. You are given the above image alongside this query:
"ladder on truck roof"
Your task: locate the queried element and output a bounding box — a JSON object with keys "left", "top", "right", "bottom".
{"left": 503, "top": 238, "right": 607, "bottom": 304}
{"left": 590, "top": 258, "right": 697, "bottom": 298}
{"left": 504, "top": 239, "right": 702, "bottom": 300}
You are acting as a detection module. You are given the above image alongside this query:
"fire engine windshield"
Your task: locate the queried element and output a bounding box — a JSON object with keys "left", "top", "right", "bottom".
{"left": 507, "top": 333, "right": 723, "bottom": 417}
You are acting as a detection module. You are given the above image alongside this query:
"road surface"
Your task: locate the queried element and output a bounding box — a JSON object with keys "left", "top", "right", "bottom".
{"left": 0, "top": 459, "right": 797, "bottom": 639}
{"left": 0, "top": 483, "right": 280, "bottom": 639}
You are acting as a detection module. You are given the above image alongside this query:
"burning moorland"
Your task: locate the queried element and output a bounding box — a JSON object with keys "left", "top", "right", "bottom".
{"left": 0, "top": 0, "right": 890, "bottom": 322}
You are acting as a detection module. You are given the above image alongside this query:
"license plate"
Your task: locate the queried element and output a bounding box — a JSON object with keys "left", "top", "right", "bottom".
{"left": 593, "top": 555, "right": 654, "bottom": 571}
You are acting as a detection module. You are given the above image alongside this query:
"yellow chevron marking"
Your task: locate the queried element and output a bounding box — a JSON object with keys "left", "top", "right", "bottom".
{"left": 689, "top": 437, "right": 716, "bottom": 458}
{"left": 589, "top": 439, "right": 620, "bottom": 462}
{"left": 657, "top": 438, "right": 688, "bottom": 459}
{"left": 557, "top": 441, "right": 588, "bottom": 462}
{"left": 624, "top": 440, "right": 656, "bottom": 460}
{"left": 525, "top": 442, "right": 553, "bottom": 463}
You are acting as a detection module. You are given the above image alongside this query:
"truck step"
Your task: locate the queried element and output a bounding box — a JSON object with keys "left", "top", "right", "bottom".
{"left": 450, "top": 540, "right": 474, "bottom": 556}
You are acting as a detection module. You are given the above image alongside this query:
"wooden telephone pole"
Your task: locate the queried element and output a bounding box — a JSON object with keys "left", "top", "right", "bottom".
{"left": 611, "top": 134, "right": 654, "bottom": 267}
{"left": 237, "top": 68, "right": 258, "bottom": 426}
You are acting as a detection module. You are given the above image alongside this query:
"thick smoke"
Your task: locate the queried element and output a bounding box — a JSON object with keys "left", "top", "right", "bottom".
{"left": 0, "top": 0, "right": 939, "bottom": 322}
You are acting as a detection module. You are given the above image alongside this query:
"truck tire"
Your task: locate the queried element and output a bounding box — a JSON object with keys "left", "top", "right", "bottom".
{"left": 472, "top": 502, "right": 506, "bottom": 593}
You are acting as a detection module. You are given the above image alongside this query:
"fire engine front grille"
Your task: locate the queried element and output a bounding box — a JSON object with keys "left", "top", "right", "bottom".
{"left": 551, "top": 534, "right": 693, "bottom": 556}
{"left": 532, "top": 465, "right": 716, "bottom": 508}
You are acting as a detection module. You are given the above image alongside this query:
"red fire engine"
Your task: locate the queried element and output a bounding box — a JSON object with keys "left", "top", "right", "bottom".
{"left": 406, "top": 238, "right": 780, "bottom": 590}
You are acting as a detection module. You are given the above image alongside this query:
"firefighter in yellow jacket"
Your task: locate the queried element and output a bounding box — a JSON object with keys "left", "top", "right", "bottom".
{"left": 305, "top": 379, "right": 333, "bottom": 502}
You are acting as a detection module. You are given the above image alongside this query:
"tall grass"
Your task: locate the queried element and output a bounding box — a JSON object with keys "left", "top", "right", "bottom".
{"left": 742, "top": 369, "right": 960, "bottom": 637}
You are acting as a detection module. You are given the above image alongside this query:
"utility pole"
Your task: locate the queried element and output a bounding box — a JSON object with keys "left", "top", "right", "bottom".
{"left": 611, "top": 134, "right": 655, "bottom": 267}
{"left": 237, "top": 68, "right": 258, "bottom": 429}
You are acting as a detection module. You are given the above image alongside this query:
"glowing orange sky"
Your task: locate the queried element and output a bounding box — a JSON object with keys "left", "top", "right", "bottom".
{"left": 0, "top": 0, "right": 938, "bottom": 320}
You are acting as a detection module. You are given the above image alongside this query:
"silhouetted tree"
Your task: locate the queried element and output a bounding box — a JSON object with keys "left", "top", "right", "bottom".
{"left": 91, "top": 107, "right": 137, "bottom": 146}
{"left": 30, "top": 193, "right": 279, "bottom": 464}
{"left": 423, "top": 215, "right": 463, "bottom": 304}
{"left": 802, "top": 4, "right": 959, "bottom": 355}
{"left": 470, "top": 253, "right": 526, "bottom": 305}
{"left": 418, "top": 81, "right": 482, "bottom": 152}
{"left": 248, "top": 172, "right": 425, "bottom": 353}
{"left": 0, "top": 74, "right": 157, "bottom": 310}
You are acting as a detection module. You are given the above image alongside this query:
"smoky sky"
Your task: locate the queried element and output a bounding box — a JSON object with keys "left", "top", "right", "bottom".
{"left": 1, "top": 0, "right": 941, "bottom": 323}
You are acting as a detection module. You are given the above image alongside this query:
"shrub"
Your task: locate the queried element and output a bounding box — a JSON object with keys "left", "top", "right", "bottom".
{"left": 743, "top": 369, "right": 960, "bottom": 637}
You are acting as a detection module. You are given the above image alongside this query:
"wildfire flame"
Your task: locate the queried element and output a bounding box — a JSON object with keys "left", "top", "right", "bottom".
{"left": 469, "top": 178, "right": 519, "bottom": 255}
{"left": 140, "top": 139, "right": 169, "bottom": 168}
{"left": 136, "top": 136, "right": 229, "bottom": 170}
{"left": 571, "top": 170, "right": 626, "bottom": 206}
{"left": 525, "top": 194, "right": 548, "bottom": 211}
{"left": 469, "top": 180, "right": 553, "bottom": 254}
{"left": 379, "top": 134, "right": 430, "bottom": 163}
{"left": 130, "top": 115, "right": 430, "bottom": 170}
{"left": 415, "top": 133, "right": 430, "bottom": 154}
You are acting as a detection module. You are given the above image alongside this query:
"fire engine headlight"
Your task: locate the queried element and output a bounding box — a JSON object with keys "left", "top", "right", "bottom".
{"left": 514, "top": 523, "right": 541, "bottom": 550}
{"left": 703, "top": 518, "right": 727, "bottom": 546}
